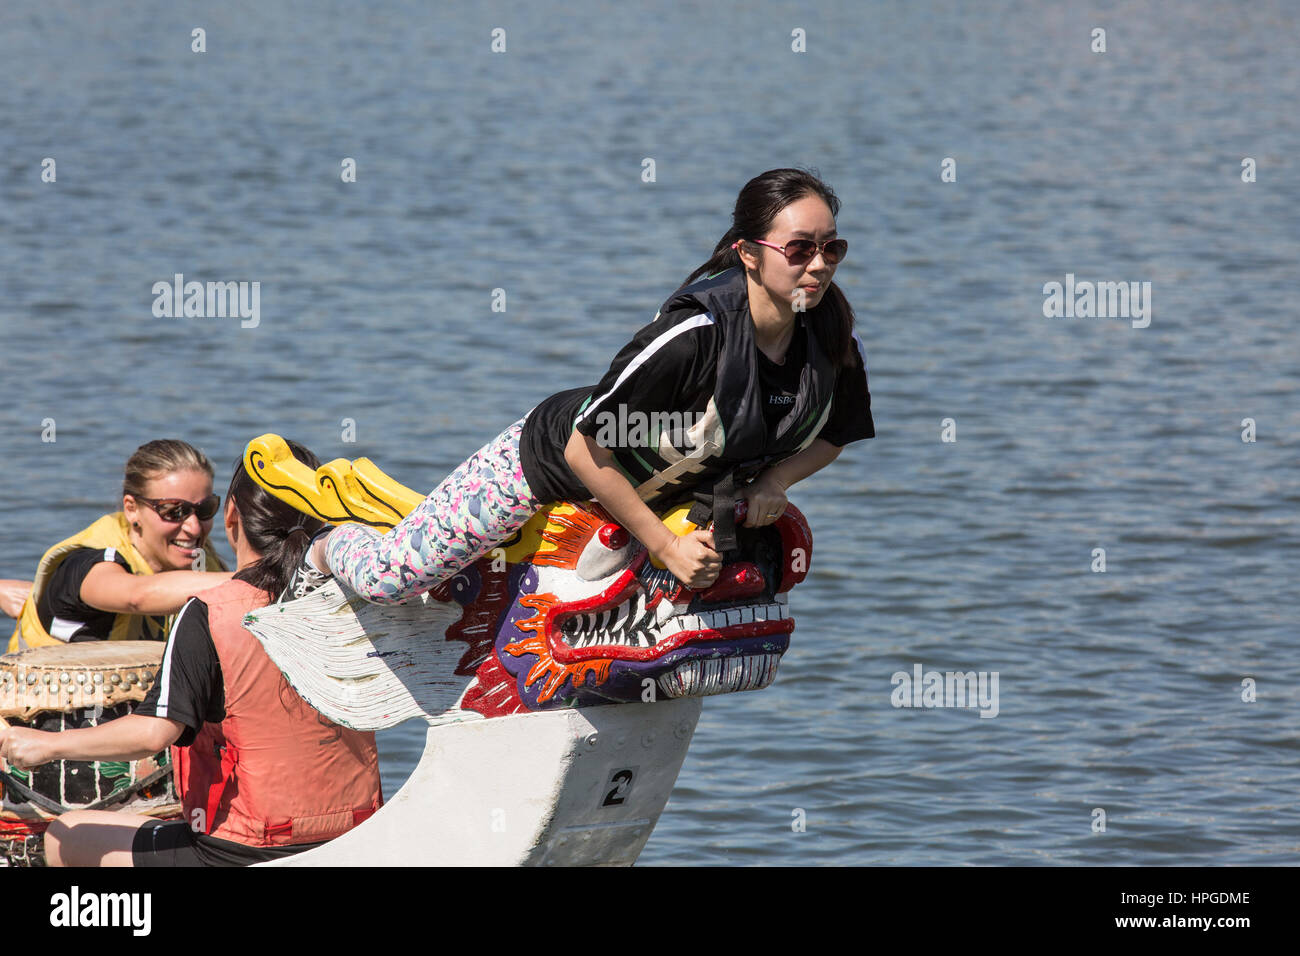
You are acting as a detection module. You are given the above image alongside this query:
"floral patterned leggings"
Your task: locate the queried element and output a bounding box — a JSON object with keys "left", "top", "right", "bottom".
{"left": 325, "top": 418, "right": 543, "bottom": 604}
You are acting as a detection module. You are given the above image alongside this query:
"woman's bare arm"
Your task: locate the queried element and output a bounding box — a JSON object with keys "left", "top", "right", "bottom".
{"left": 741, "top": 439, "right": 843, "bottom": 527}
{"left": 79, "top": 562, "right": 232, "bottom": 616}
{"left": 0, "top": 714, "right": 184, "bottom": 770}
{"left": 763, "top": 438, "right": 843, "bottom": 489}
{"left": 564, "top": 431, "right": 722, "bottom": 589}
{"left": 0, "top": 579, "right": 32, "bottom": 618}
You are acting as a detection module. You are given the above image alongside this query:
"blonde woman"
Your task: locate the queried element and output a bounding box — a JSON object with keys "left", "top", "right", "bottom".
{"left": 6, "top": 439, "right": 231, "bottom": 653}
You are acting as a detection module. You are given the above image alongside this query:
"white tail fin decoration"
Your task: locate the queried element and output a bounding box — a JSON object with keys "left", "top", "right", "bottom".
{"left": 243, "top": 580, "right": 476, "bottom": 731}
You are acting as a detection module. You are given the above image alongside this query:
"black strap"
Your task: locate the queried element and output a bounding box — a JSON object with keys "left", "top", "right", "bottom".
{"left": 710, "top": 471, "right": 739, "bottom": 552}
{"left": 1, "top": 763, "right": 173, "bottom": 815}
{"left": 0, "top": 769, "right": 64, "bottom": 815}
{"left": 684, "top": 459, "right": 771, "bottom": 552}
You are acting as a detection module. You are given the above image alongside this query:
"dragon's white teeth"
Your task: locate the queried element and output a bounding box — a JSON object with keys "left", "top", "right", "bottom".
{"left": 565, "top": 600, "right": 789, "bottom": 649}
{"left": 612, "top": 601, "right": 630, "bottom": 633}
{"left": 656, "top": 598, "right": 676, "bottom": 625}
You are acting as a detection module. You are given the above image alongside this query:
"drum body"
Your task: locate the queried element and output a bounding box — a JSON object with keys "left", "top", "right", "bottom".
{"left": 0, "top": 642, "right": 181, "bottom": 866}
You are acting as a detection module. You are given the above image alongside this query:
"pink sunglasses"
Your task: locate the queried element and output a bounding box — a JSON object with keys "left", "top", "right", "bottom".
{"left": 732, "top": 237, "right": 847, "bottom": 266}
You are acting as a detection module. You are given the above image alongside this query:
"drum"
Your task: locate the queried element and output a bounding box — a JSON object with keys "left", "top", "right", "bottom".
{"left": 0, "top": 642, "right": 181, "bottom": 866}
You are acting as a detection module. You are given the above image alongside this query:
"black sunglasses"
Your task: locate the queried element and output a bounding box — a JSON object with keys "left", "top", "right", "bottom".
{"left": 130, "top": 494, "right": 221, "bottom": 524}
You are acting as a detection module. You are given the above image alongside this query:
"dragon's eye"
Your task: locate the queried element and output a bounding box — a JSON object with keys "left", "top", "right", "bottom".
{"left": 576, "top": 522, "right": 633, "bottom": 580}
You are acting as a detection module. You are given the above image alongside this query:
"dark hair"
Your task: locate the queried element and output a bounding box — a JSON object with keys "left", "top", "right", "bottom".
{"left": 226, "top": 439, "right": 325, "bottom": 599}
{"left": 682, "top": 167, "right": 857, "bottom": 367}
{"left": 123, "top": 439, "right": 214, "bottom": 498}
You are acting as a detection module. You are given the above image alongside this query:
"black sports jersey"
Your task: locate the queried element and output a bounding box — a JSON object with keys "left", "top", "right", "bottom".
{"left": 134, "top": 597, "right": 224, "bottom": 747}
{"left": 518, "top": 275, "right": 873, "bottom": 506}
{"left": 36, "top": 547, "right": 167, "bottom": 643}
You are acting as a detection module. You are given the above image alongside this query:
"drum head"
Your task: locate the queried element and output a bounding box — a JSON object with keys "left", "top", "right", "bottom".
{"left": 0, "top": 641, "right": 164, "bottom": 720}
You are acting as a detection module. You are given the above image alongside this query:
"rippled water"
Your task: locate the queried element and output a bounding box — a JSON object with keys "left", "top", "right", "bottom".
{"left": 1, "top": 0, "right": 1296, "bottom": 865}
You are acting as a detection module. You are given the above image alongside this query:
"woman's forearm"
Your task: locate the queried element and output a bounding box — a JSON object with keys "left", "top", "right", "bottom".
{"left": 4, "top": 714, "right": 183, "bottom": 768}
{"left": 81, "top": 565, "right": 231, "bottom": 617}
{"left": 761, "top": 438, "right": 843, "bottom": 490}
{"left": 127, "top": 570, "right": 231, "bottom": 614}
{"left": 565, "top": 432, "right": 677, "bottom": 558}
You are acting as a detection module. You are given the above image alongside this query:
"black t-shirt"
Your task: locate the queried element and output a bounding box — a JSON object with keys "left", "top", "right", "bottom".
{"left": 36, "top": 547, "right": 167, "bottom": 643}
{"left": 134, "top": 597, "right": 323, "bottom": 866}
{"left": 518, "top": 314, "right": 874, "bottom": 503}
{"left": 757, "top": 326, "right": 805, "bottom": 432}
{"left": 135, "top": 598, "right": 224, "bottom": 747}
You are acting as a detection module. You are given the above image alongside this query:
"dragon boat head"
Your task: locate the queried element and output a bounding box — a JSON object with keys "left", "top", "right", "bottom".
{"left": 449, "top": 499, "right": 812, "bottom": 717}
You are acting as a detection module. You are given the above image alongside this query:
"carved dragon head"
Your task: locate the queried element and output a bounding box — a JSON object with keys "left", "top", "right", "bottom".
{"left": 445, "top": 500, "right": 812, "bottom": 717}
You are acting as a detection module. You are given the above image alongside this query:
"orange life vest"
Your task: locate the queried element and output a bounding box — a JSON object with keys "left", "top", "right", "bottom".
{"left": 171, "top": 578, "right": 382, "bottom": 847}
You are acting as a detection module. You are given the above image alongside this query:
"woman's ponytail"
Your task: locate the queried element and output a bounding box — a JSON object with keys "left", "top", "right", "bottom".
{"left": 226, "top": 440, "right": 326, "bottom": 599}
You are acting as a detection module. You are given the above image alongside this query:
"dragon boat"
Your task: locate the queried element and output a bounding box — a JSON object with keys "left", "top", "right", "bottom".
{"left": 2, "top": 435, "right": 814, "bottom": 866}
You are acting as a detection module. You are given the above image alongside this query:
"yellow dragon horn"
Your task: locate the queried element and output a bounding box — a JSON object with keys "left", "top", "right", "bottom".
{"left": 243, "top": 434, "right": 422, "bottom": 532}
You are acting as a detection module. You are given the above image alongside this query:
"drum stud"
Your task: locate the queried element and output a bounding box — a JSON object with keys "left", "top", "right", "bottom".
{"left": 126, "top": 672, "right": 137, "bottom": 684}
{"left": 110, "top": 674, "right": 121, "bottom": 684}
{"left": 60, "top": 672, "right": 70, "bottom": 684}
{"left": 25, "top": 674, "right": 35, "bottom": 685}
{"left": 75, "top": 673, "right": 86, "bottom": 684}
{"left": 43, "top": 674, "right": 52, "bottom": 684}
{"left": 93, "top": 673, "right": 103, "bottom": 684}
